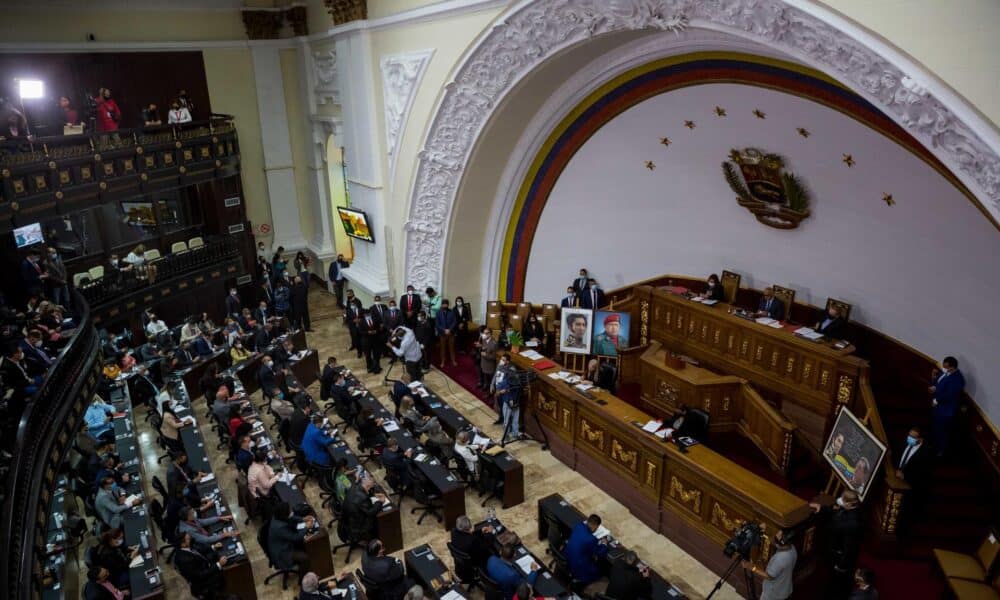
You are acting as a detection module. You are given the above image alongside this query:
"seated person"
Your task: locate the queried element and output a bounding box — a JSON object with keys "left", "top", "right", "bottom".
{"left": 487, "top": 544, "right": 539, "bottom": 597}
{"left": 83, "top": 396, "right": 116, "bottom": 443}
{"left": 753, "top": 287, "right": 784, "bottom": 320}
{"left": 288, "top": 402, "right": 314, "bottom": 448}
{"left": 301, "top": 414, "right": 336, "bottom": 467}
{"left": 814, "top": 304, "right": 847, "bottom": 339}
{"left": 94, "top": 477, "right": 140, "bottom": 530}
{"left": 230, "top": 338, "right": 251, "bottom": 363}
{"left": 248, "top": 449, "right": 280, "bottom": 499}
{"left": 522, "top": 314, "right": 545, "bottom": 344}
{"left": 93, "top": 528, "right": 139, "bottom": 589}
{"left": 267, "top": 501, "right": 318, "bottom": 575}
{"left": 178, "top": 506, "right": 239, "bottom": 547}
{"left": 333, "top": 459, "right": 353, "bottom": 505}
{"left": 606, "top": 550, "right": 652, "bottom": 599}
{"left": 228, "top": 404, "right": 253, "bottom": 439}
{"left": 453, "top": 430, "right": 480, "bottom": 475}
{"left": 174, "top": 532, "right": 227, "bottom": 598}
{"left": 180, "top": 319, "right": 201, "bottom": 344}
{"left": 422, "top": 420, "right": 453, "bottom": 461}
{"left": 381, "top": 437, "right": 413, "bottom": 490}
{"left": 342, "top": 476, "right": 386, "bottom": 542}
{"left": 398, "top": 396, "right": 437, "bottom": 434}
{"left": 361, "top": 539, "right": 413, "bottom": 599}
{"left": 233, "top": 435, "right": 254, "bottom": 472}
{"left": 145, "top": 313, "right": 168, "bottom": 337}
{"left": 166, "top": 451, "right": 204, "bottom": 496}
{"left": 565, "top": 514, "right": 610, "bottom": 585}
{"left": 668, "top": 404, "right": 705, "bottom": 440}
{"left": 697, "top": 273, "right": 726, "bottom": 302}
{"left": 83, "top": 566, "right": 128, "bottom": 600}
{"left": 356, "top": 408, "right": 387, "bottom": 450}
{"left": 450, "top": 515, "right": 495, "bottom": 569}
{"left": 299, "top": 571, "right": 339, "bottom": 600}
{"left": 191, "top": 331, "right": 216, "bottom": 358}
{"left": 93, "top": 453, "right": 132, "bottom": 490}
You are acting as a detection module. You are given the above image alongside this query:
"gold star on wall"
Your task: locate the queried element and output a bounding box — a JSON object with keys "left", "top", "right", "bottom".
{"left": 714, "top": 106, "right": 727, "bottom": 117}
{"left": 645, "top": 160, "right": 656, "bottom": 171}
{"left": 684, "top": 120, "right": 696, "bottom": 129}
{"left": 796, "top": 127, "right": 811, "bottom": 138}
{"left": 659, "top": 137, "right": 671, "bottom": 146}
{"left": 753, "top": 109, "right": 766, "bottom": 119}
{"left": 842, "top": 154, "right": 855, "bottom": 167}
{"left": 882, "top": 193, "right": 895, "bottom": 206}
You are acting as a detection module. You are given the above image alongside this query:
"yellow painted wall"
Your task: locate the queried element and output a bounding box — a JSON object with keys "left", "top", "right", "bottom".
{"left": 370, "top": 7, "right": 504, "bottom": 294}
{"left": 2, "top": 8, "right": 246, "bottom": 43}
{"left": 368, "top": 0, "right": 448, "bottom": 20}
{"left": 819, "top": 0, "right": 1000, "bottom": 131}
{"left": 202, "top": 48, "right": 272, "bottom": 236}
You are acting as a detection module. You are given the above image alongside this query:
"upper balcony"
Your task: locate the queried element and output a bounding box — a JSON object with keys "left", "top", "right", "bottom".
{"left": 0, "top": 115, "right": 240, "bottom": 235}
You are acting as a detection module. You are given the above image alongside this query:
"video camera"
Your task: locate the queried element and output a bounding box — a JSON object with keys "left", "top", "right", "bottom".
{"left": 723, "top": 522, "right": 763, "bottom": 558}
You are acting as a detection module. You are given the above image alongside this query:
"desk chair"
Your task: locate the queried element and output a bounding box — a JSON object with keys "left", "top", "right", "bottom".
{"left": 356, "top": 568, "right": 387, "bottom": 600}
{"left": 309, "top": 460, "right": 337, "bottom": 507}
{"left": 771, "top": 285, "right": 795, "bottom": 322}
{"left": 477, "top": 459, "right": 504, "bottom": 508}
{"left": 825, "top": 297, "right": 853, "bottom": 323}
{"left": 685, "top": 408, "right": 710, "bottom": 441}
{"left": 333, "top": 514, "right": 368, "bottom": 563}
{"left": 934, "top": 528, "right": 1000, "bottom": 584}
{"left": 543, "top": 512, "right": 566, "bottom": 566}
{"left": 151, "top": 475, "right": 170, "bottom": 501}
{"left": 447, "top": 541, "right": 482, "bottom": 593}
{"left": 549, "top": 544, "right": 587, "bottom": 594}
{"left": 721, "top": 270, "right": 741, "bottom": 304}
{"left": 170, "top": 241, "right": 189, "bottom": 255}
{"left": 147, "top": 413, "right": 174, "bottom": 464}
{"left": 477, "top": 567, "right": 506, "bottom": 600}
{"left": 188, "top": 236, "right": 204, "bottom": 249}
{"left": 258, "top": 520, "right": 302, "bottom": 590}
{"left": 147, "top": 499, "right": 178, "bottom": 563}
{"left": 408, "top": 463, "right": 443, "bottom": 525}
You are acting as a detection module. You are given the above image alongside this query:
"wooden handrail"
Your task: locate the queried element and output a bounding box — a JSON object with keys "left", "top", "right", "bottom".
{"left": 738, "top": 382, "right": 797, "bottom": 474}
{"left": 858, "top": 375, "right": 909, "bottom": 491}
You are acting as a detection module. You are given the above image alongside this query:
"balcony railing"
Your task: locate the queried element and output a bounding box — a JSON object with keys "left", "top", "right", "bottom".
{"left": 0, "top": 115, "right": 240, "bottom": 234}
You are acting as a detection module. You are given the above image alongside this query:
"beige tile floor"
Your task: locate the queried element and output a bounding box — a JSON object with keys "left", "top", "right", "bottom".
{"left": 132, "top": 287, "right": 740, "bottom": 599}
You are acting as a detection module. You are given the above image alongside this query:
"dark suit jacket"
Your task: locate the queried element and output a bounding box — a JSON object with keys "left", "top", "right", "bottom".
{"left": 1, "top": 358, "right": 33, "bottom": 390}
{"left": 291, "top": 281, "right": 308, "bottom": 311}
{"left": 225, "top": 294, "right": 241, "bottom": 317}
{"left": 571, "top": 276, "right": 589, "bottom": 295}
{"left": 174, "top": 546, "right": 224, "bottom": 592}
{"left": 382, "top": 309, "right": 402, "bottom": 331}
{"left": 361, "top": 553, "right": 408, "bottom": 599}
{"left": 399, "top": 293, "right": 422, "bottom": 316}
{"left": 320, "top": 364, "right": 338, "bottom": 400}
{"left": 450, "top": 527, "right": 494, "bottom": 569}
{"left": 82, "top": 581, "right": 121, "bottom": 600}
{"left": 381, "top": 447, "right": 412, "bottom": 487}
{"left": 758, "top": 296, "right": 785, "bottom": 320}
{"left": 289, "top": 407, "right": 310, "bottom": 446}
{"left": 254, "top": 307, "right": 272, "bottom": 324}
{"left": 933, "top": 370, "right": 966, "bottom": 418}
{"left": 257, "top": 285, "right": 274, "bottom": 308}
{"left": 267, "top": 517, "right": 306, "bottom": 570}
{"left": 580, "top": 288, "right": 606, "bottom": 310}
{"left": 816, "top": 313, "right": 847, "bottom": 339}
{"left": 21, "top": 259, "right": 44, "bottom": 293}
{"left": 897, "top": 442, "right": 932, "bottom": 491}
{"left": 705, "top": 284, "right": 726, "bottom": 302}
{"left": 259, "top": 364, "right": 279, "bottom": 395}
{"left": 561, "top": 294, "right": 578, "bottom": 308}
{"left": 191, "top": 336, "right": 214, "bottom": 357}
{"left": 606, "top": 560, "right": 652, "bottom": 599}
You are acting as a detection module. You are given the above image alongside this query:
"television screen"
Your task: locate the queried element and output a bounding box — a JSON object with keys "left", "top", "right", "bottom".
{"left": 14, "top": 222, "right": 44, "bottom": 249}
{"left": 121, "top": 201, "right": 157, "bottom": 226}
{"left": 336, "top": 207, "right": 375, "bottom": 243}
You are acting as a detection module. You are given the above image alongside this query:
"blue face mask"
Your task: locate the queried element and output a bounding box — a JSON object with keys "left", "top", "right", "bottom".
{"left": 906, "top": 435, "right": 918, "bottom": 446}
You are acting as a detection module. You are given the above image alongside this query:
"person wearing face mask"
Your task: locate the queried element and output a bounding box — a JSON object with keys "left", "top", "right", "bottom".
{"left": 743, "top": 529, "right": 797, "bottom": 600}
{"left": 572, "top": 268, "right": 589, "bottom": 295}
{"left": 387, "top": 325, "right": 423, "bottom": 382}
{"left": 894, "top": 426, "right": 931, "bottom": 535}
{"left": 413, "top": 310, "right": 435, "bottom": 371}
{"left": 452, "top": 296, "right": 472, "bottom": 353}
{"left": 383, "top": 300, "right": 402, "bottom": 333}
{"left": 399, "top": 285, "right": 423, "bottom": 327}
{"left": 848, "top": 567, "right": 878, "bottom": 600}
{"left": 95, "top": 476, "right": 141, "bottom": 530}
{"left": 697, "top": 273, "right": 726, "bottom": 302}
{"left": 93, "top": 87, "right": 121, "bottom": 132}
{"left": 259, "top": 354, "right": 280, "bottom": 397}
{"left": 229, "top": 338, "right": 251, "bottom": 363}
{"left": 225, "top": 287, "right": 242, "bottom": 318}
{"left": 580, "top": 278, "right": 606, "bottom": 310}
{"left": 491, "top": 354, "right": 513, "bottom": 425}
{"left": 476, "top": 326, "right": 497, "bottom": 392}
{"left": 561, "top": 286, "right": 578, "bottom": 308}
{"left": 94, "top": 527, "right": 139, "bottom": 589}
{"left": 815, "top": 304, "right": 847, "bottom": 339}
{"left": 107, "top": 253, "right": 132, "bottom": 274}
{"left": 522, "top": 313, "right": 545, "bottom": 345}
{"left": 168, "top": 99, "right": 192, "bottom": 124}
{"left": 327, "top": 253, "right": 350, "bottom": 308}
{"left": 20, "top": 249, "right": 48, "bottom": 297}
{"left": 809, "top": 490, "right": 863, "bottom": 598}
{"left": 44, "top": 246, "right": 70, "bottom": 307}
{"left": 435, "top": 299, "right": 458, "bottom": 367}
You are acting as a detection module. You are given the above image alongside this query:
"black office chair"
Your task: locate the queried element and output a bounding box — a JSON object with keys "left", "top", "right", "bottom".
{"left": 310, "top": 461, "right": 337, "bottom": 508}
{"left": 452, "top": 454, "right": 476, "bottom": 487}
{"left": 147, "top": 413, "right": 174, "bottom": 464}
{"left": 356, "top": 568, "right": 387, "bottom": 600}
{"left": 478, "top": 460, "right": 504, "bottom": 507}
{"left": 151, "top": 475, "right": 169, "bottom": 500}
{"left": 332, "top": 511, "right": 368, "bottom": 562}
{"left": 257, "top": 520, "right": 301, "bottom": 590}
{"left": 685, "top": 408, "right": 710, "bottom": 441}
{"left": 447, "top": 541, "right": 481, "bottom": 593}
{"left": 408, "top": 463, "right": 443, "bottom": 525}
{"left": 477, "top": 567, "right": 506, "bottom": 600}
{"left": 549, "top": 545, "right": 587, "bottom": 594}
{"left": 543, "top": 513, "right": 565, "bottom": 565}
{"left": 147, "top": 499, "right": 177, "bottom": 563}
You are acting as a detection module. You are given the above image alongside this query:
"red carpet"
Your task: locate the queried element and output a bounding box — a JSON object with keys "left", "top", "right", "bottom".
{"left": 433, "top": 348, "right": 945, "bottom": 600}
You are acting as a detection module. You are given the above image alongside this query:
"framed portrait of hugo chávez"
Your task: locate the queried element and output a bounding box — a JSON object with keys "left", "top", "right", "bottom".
{"left": 560, "top": 307, "right": 593, "bottom": 355}
{"left": 592, "top": 311, "right": 631, "bottom": 357}
{"left": 822, "top": 406, "right": 887, "bottom": 501}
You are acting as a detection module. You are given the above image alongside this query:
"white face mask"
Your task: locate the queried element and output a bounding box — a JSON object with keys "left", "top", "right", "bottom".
{"left": 456, "top": 301, "right": 462, "bottom": 307}
{"left": 590, "top": 284, "right": 597, "bottom": 289}
{"left": 836, "top": 496, "right": 845, "bottom": 508}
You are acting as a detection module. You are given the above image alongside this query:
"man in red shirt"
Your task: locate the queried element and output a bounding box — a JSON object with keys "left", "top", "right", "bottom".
{"left": 94, "top": 87, "right": 121, "bottom": 132}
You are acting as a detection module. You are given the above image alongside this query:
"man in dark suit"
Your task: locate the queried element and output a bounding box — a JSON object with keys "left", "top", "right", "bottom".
{"left": 571, "top": 268, "right": 589, "bottom": 295}
{"left": 225, "top": 288, "right": 241, "bottom": 318}
{"left": 253, "top": 323, "right": 273, "bottom": 353}
{"left": 254, "top": 300, "right": 272, "bottom": 325}
{"left": 450, "top": 515, "right": 495, "bottom": 570}
{"left": 191, "top": 332, "right": 215, "bottom": 358}
{"left": 328, "top": 254, "right": 350, "bottom": 308}
{"left": 258, "top": 355, "right": 280, "bottom": 397}
{"left": 399, "top": 285, "right": 422, "bottom": 327}
{"left": 809, "top": 490, "right": 863, "bottom": 598}
{"left": 895, "top": 426, "right": 932, "bottom": 534}
{"left": 381, "top": 437, "right": 413, "bottom": 491}
{"left": 319, "top": 356, "right": 340, "bottom": 401}
{"left": 19, "top": 330, "right": 53, "bottom": 373}
{"left": 272, "top": 338, "right": 295, "bottom": 368}
{"left": 815, "top": 305, "right": 847, "bottom": 339}
{"left": 359, "top": 309, "right": 382, "bottom": 374}
{"left": 754, "top": 287, "right": 785, "bottom": 320}
{"left": 288, "top": 402, "right": 313, "bottom": 447}
{"left": 20, "top": 251, "right": 47, "bottom": 297}
{"left": 561, "top": 286, "right": 579, "bottom": 308}
{"left": 929, "top": 356, "right": 965, "bottom": 455}
{"left": 370, "top": 295, "right": 388, "bottom": 324}
{"left": 579, "top": 278, "right": 606, "bottom": 310}
{"left": 606, "top": 550, "right": 652, "bottom": 599}
{"left": 266, "top": 502, "right": 317, "bottom": 575}
{"left": 174, "top": 532, "right": 226, "bottom": 598}
{"left": 345, "top": 299, "right": 364, "bottom": 357}
{"left": 360, "top": 539, "right": 412, "bottom": 599}
{"left": 290, "top": 275, "right": 311, "bottom": 331}
{"left": 257, "top": 280, "right": 274, "bottom": 310}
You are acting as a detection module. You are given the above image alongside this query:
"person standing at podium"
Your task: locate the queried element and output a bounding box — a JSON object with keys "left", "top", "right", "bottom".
{"left": 754, "top": 287, "right": 784, "bottom": 320}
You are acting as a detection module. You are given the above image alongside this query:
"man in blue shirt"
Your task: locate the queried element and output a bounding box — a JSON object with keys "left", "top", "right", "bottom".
{"left": 191, "top": 332, "right": 215, "bottom": 357}
{"left": 486, "top": 544, "right": 538, "bottom": 596}
{"left": 84, "top": 397, "right": 115, "bottom": 443}
{"left": 565, "top": 514, "right": 609, "bottom": 585}
{"left": 301, "top": 414, "right": 335, "bottom": 467}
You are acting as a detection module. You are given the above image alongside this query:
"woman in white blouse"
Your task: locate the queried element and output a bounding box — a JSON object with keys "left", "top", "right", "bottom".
{"left": 167, "top": 100, "right": 192, "bottom": 124}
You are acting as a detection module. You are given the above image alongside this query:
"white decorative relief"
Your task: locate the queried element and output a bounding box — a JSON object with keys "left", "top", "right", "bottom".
{"left": 380, "top": 49, "right": 434, "bottom": 164}
{"left": 403, "top": 0, "right": 1000, "bottom": 295}
{"left": 313, "top": 48, "right": 340, "bottom": 105}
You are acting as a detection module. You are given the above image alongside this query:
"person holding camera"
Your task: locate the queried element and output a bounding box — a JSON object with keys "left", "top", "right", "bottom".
{"left": 743, "top": 528, "right": 797, "bottom": 600}
{"left": 387, "top": 325, "right": 423, "bottom": 382}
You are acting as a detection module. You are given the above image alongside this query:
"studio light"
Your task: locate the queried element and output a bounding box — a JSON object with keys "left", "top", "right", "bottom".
{"left": 18, "top": 79, "right": 44, "bottom": 100}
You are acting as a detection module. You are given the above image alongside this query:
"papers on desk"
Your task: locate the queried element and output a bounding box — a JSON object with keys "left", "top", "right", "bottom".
{"left": 483, "top": 445, "right": 504, "bottom": 456}
{"left": 519, "top": 349, "right": 544, "bottom": 360}
{"left": 641, "top": 419, "right": 662, "bottom": 433}
{"left": 383, "top": 420, "right": 400, "bottom": 432}
{"left": 129, "top": 554, "right": 145, "bottom": 568}
{"left": 795, "top": 327, "right": 825, "bottom": 341}
{"left": 440, "top": 590, "right": 465, "bottom": 600}
{"left": 701, "top": 299, "right": 719, "bottom": 305}
{"left": 472, "top": 433, "right": 492, "bottom": 447}
{"left": 768, "top": 321, "right": 784, "bottom": 329}
{"left": 370, "top": 496, "right": 392, "bottom": 506}
{"left": 514, "top": 554, "right": 536, "bottom": 574}
{"left": 524, "top": 340, "right": 539, "bottom": 347}
{"left": 755, "top": 317, "right": 776, "bottom": 325}
{"left": 655, "top": 428, "right": 673, "bottom": 440}
{"left": 548, "top": 371, "right": 572, "bottom": 381}
{"left": 124, "top": 494, "right": 142, "bottom": 506}
{"left": 278, "top": 471, "right": 296, "bottom": 484}
{"left": 593, "top": 524, "right": 612, "bottom": 540}
{"left": 414, "top": 453, "right": 428, "bottom": 462}
{"left": 294, "top": 350, "right": 308, "bottom": 360}
{"left": 575, "top": 383, "right": 593, "bottom": 392}
{"left": 201, "top": 473, "right": 215, "bottom": 483}
{"left": 408, "top": 381, "right": 423, "bottom": 390}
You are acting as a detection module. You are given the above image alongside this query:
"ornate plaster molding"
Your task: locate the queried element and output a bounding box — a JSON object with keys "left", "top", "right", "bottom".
{"left": 403, "top": 0, "right": 1000, "bottom": 294}
{"left": 380, "top": 49, "right": 435, "bottom": 176}
{"left": 313, "top": 48, "right": 340, "bottom": 105}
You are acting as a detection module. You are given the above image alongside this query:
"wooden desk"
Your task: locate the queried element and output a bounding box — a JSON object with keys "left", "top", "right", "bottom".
{"left": 636, "top": 285, "right": 868, "bottom": 447}
{"left": 178, "top": 348, "right": 230, "bottom": 395}
{"left": 514, "top": 352, "right": 814, "bottom": 592}
{"left": 234, "top": 329, "right": 307, "bottom": 395}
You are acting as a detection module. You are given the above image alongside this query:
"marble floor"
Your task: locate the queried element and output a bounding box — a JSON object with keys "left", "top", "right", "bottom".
{"left": 129, "top": 287, "right": 741, "bottom": 599}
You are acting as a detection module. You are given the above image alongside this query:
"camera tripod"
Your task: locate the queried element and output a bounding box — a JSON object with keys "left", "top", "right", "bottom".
{"left": 706, "top": 554, "right": 758, "bottom": 600}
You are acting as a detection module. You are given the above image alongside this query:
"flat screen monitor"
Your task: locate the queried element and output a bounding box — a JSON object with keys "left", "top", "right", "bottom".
{"left": 336, "top": 206, "right": 374, "bottom": 243}
{"left": 14, "top": 222, "right": 43, "bottom": 248}
{"left": 121, "top": 201, "right": 157, "bottom": 226}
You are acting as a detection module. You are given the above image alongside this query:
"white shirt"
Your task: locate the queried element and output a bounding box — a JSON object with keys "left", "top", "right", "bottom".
{"left": 168, "top": 107, "right": 192, "bottom": 124}
{"left": 155, "top": 390, "right": 173, "bottom": 416}
{"left": 123, "top": 252, "right": 145, "bottom": 266}
{"left": 390, "top": 327, "right": 423, "bottom": 362}
{"left": 899, "top": 442, "right": 922, "bottom": 468}
{"left": 146, "top": 319, "right": 168, "bottom": 336}
{"left": 454, "top": 442, "right": 479, "bottom": 473}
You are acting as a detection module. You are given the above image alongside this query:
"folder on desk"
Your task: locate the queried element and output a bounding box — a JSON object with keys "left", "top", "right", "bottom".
{"left": 484, "top": 445, "right": 504, "bottom": 456}
{"left": 533, "top": 359, "right": 558, "bottom": 370}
